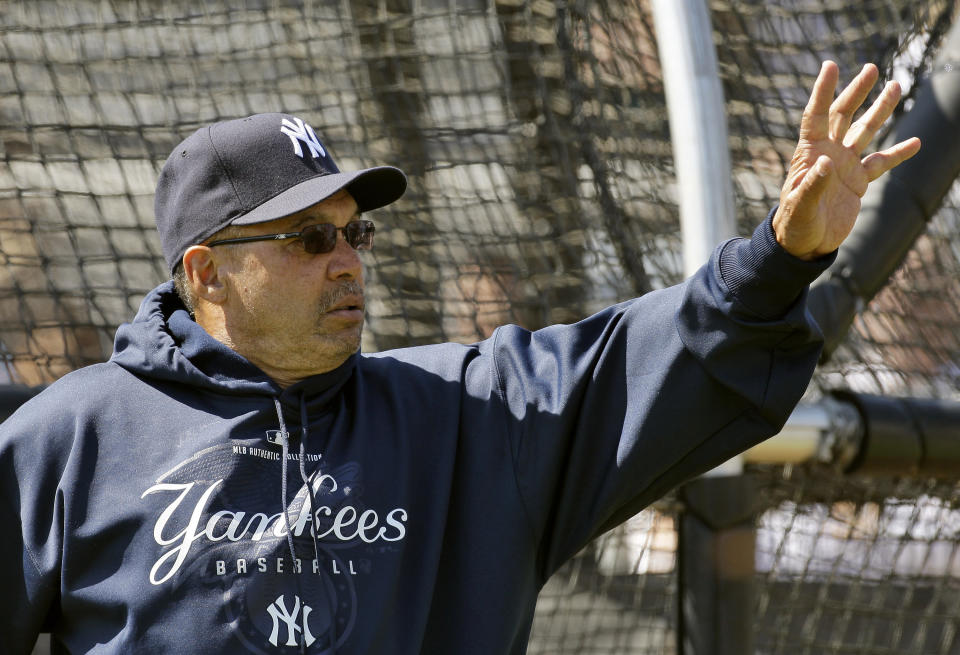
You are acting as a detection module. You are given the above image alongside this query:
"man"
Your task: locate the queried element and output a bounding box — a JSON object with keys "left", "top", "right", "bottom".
{"left": 0, "top": 62, "right": 919, "bottom": 654}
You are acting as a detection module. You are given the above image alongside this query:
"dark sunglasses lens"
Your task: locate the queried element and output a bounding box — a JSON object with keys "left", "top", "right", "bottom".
{"left": 300, "top": 221, "right": 374, "bottom": 253}
{"left": 346, "top": 220, "right": 374, "bottom": 250}
{"left": 301, "top": 224, "right": 338, "bottom": 254}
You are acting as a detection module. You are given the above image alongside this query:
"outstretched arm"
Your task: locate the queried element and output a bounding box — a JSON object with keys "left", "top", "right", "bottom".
{"left": 773, "top": 61, "right": 922, "bottom": 261}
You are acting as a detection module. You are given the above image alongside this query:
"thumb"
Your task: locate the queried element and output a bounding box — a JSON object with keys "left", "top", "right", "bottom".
{"left": 788, "top": 155, "right": 833, "bottom": 218}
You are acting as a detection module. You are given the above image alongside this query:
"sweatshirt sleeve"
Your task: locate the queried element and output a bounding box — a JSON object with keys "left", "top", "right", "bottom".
{"left": 0, "top": 397, "right": 65, "bottom": 654}
{"left": 491, "top": 214, "right": 833, "bottom": 582}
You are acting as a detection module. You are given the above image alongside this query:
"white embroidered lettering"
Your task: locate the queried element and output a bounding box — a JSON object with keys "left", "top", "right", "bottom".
{"left": 267, "top": 595, "right": 316, "bottom": 647}
{"left": 142, "top": 473, "right": 408, "bottom": 584}
{"left": 279, "top": 117, "right": 326, "bottom": 159}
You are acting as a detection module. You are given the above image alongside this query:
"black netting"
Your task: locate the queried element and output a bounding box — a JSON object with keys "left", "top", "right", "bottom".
{"left": 754, "top": 465, "right": 960, "bottom": 654}
{"left": 3, "top": 1, "right": 960, "bottom": 654}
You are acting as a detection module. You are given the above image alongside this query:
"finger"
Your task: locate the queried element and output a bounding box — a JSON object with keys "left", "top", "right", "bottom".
{"left": 790, "top": 155, "right": 834, "bottom": 217}
{"left": 829, "top": 63, "right": 879, "bottom": 141}
{"left": 843, "top": 80, "right": 902, "bottom": 152}
{"left": 800, "top": 61, "right": 839, "bottom": 142}
{"left": 862, "top": 137, "right": 922, "bottom": 181}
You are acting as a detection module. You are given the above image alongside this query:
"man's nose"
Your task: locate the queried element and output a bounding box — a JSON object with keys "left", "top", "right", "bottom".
{"left": 325, "top": 234, "right": 363, "bottom": 280}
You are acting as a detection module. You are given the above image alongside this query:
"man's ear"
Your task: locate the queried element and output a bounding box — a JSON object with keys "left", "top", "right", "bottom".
{"left": 182, "top": 245, "right": 227, "bottom": 304}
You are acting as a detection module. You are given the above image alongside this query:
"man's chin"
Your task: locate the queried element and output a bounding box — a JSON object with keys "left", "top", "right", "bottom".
{"left": 311, "top": 325, "right": 362, "bottom": 360}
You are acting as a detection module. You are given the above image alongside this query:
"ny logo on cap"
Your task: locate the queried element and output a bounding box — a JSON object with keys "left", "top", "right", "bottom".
{"left": 280, "top": 116, "right": 327, "bottom": 160}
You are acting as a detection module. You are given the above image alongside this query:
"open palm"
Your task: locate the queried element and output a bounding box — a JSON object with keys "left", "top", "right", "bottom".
{"left": 773, "top": 61, "right": 922, "bottom": 260}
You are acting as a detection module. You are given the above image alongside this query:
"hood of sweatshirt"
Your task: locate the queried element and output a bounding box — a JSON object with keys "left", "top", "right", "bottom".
{"left": 110, "top": 281, "right": 358, "bottom": 413}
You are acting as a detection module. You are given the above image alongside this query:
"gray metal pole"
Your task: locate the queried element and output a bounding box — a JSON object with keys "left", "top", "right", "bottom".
{"left": 650, "top": 2, "right": 752, "bottom": 653}
{"left": 650, "top": 0, "right": 737, "bottom": 277}
{"left": 652, "top": 0, "right": 740, "bottom": 478}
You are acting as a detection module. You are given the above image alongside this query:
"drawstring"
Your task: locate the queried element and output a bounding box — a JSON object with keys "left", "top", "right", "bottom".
{"left": 273, "top": 398, "right": 299, "bottom": 579}
{"left": 273, "top": 398, "right": 309, "bottom": 655}
{"left": 299, "top": 394, "right": 324, "bottom": 577}
{"left": 275, "top": 395, "right": 336, "bottom": 654}
{"left": 298, "top": 393, "right": 328, "bottom": 654}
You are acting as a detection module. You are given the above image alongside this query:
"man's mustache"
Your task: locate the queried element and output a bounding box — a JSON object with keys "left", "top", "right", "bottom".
{"left": 318, "top": 280, "right": 365, "bottom": 313}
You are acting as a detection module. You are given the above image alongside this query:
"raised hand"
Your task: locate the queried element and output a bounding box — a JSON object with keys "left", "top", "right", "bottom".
{"left": 772, "top": 61, "right": 922, "bottom": 260}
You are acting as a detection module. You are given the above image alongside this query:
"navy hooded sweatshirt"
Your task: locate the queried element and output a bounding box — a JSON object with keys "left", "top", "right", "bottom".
{"left": 0, "top": 218, "right": 830, "bottom": 654}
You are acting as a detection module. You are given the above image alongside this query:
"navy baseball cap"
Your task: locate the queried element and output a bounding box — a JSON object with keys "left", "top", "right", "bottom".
{"left": 155, "top": 113, "right": 407, "bottom": 273}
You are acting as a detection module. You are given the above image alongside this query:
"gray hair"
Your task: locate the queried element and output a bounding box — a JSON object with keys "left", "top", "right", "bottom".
{"left": 172, "top": 263, "right": 196, "bottom": 315}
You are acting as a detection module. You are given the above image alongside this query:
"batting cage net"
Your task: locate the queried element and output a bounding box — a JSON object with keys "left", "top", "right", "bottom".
{"left": 3, "top": 1, "right": 959, "bottom": 653}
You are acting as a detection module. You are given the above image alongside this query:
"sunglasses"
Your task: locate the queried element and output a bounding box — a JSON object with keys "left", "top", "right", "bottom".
{"left": 206, "top": 219, "right": 375, "bottom": 254}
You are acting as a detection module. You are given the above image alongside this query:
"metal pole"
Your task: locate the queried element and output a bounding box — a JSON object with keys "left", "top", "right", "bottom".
{"left": 650, "top": 2, "right": 749, "bottom": 654}
{"left": 651, "top": 0, "right": 740, "bottom": 477}
{"left": 651, "top": 0, "right": 737, "bottom": 277}
{"left": 743, "top": 397, "right": 861, "bottom": 468}
{"left": 678, "top": 475, "right": 757, "bottom": 655}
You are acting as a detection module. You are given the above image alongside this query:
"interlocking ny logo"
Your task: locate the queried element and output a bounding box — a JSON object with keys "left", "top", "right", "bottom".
{"left": 280, "top": 117, "right": 326, "bottom": 159}
{"left": 266, "top": 594, "right": 316, "bottom": 648}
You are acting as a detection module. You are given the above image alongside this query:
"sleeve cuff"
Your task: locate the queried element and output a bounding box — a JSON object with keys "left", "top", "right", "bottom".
{"left": 717, "top": 207, "right": 836, "bottom": 319}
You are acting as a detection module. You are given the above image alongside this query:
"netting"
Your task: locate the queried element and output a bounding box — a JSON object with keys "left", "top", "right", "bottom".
{"left": 754, "top": 466, "right": 960, "bottom": 654}
{"left": 3, "top": 1, "right": 960, "bottom": 654}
